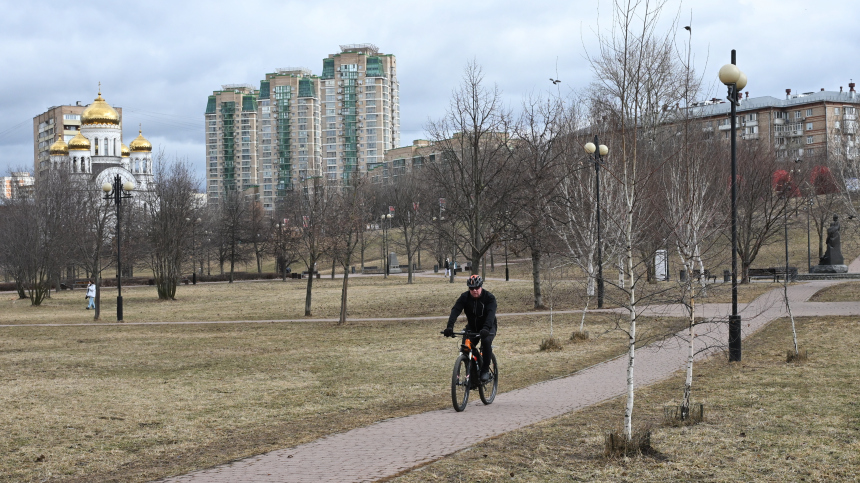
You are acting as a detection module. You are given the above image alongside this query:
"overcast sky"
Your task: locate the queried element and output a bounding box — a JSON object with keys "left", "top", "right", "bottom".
{"left": 1, "top": 0, "right": 858, "bottom": 186}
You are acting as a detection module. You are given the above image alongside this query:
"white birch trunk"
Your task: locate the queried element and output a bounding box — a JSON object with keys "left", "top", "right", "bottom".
{"left": 623, "top": 202, "right": 636, "bottom": 440}
{"left": 682, "top": 296, "right": 694, "bottom": 415}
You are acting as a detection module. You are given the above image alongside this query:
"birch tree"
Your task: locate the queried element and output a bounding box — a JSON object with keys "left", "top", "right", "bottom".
{"left": 586, "top": 0, "right": 684, "bottom": 442}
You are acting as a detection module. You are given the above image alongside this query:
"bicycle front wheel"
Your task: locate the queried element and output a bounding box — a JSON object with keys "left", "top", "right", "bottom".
{"left": 451, "top": 354, "right": 470, "bottom": 412}
{"left": 479, "top": 353, "right": 498, "bottom": 405}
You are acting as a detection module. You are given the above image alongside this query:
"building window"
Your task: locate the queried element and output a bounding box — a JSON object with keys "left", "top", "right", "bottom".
{"left": 795, "top": 111, "right": 802, "bottom": 119}
{"left": 806, "top": 109, "right": 813, "bottom": 117}
{"left": 807, "top": 136, "right": 814, "bottom": 144}
{"left": 747, "top": 113, "right": 757, "bottom": 121}
{"left": 806, "top": 123, "right": 813, "bottom": 131}
{"left": 835, "top": 107, "right": 841, "bottom": 115}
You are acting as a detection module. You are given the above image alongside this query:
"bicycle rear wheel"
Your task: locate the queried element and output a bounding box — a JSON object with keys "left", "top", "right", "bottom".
{"left": 479, "top": 353, "right": 498, "bottom": 405}
{"left": 451, "top": 354, "right": 470, "bottom": 412}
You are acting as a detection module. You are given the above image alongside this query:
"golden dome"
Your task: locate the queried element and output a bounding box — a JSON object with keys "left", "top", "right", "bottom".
{"left": 68, "top": 132, "right": 91, "bottom": 151}
{"left": 81, "top": 88, "right": 120, "bottom": 126}
{"left": 49, "top": 134, "right": 68, "bottom": 155}
{"left": 129, "top": 129, "right": 152, "bottom": 152}
{"left": 121, "top": 143, "right": 130, "bottom": 157}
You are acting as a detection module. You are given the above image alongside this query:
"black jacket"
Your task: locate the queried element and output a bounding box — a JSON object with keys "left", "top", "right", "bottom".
{"left": 446, "top": 289, "right": 498, "bottom": 335}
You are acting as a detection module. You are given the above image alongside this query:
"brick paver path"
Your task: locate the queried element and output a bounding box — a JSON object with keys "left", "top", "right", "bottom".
{"left": 155, "top": 266, "right": 859, "bottom": 483}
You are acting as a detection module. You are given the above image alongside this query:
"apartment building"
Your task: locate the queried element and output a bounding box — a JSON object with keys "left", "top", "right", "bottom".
{"left": 376, "top": 139, "right": 438, "bottom": 185}
{"left": 1, "top": 172, "right": 34, "bottom": 199}
{"left": 688, "top": 82, "right": 860, "bottom": 162}
{"left": 259, "top": 68, "right": 322, "bottom": 205}
{"left": 320, "top": 44, "right": 400, "bottom": 181}
{"left": 205, "top": 84, "right": 259, "bottom": 202}
{"left": 206, "top": 44, "right": 399, "bottom": 209}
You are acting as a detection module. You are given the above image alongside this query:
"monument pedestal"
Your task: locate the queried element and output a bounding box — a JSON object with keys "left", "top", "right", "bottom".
{"left": 388, "top": 252, "right": 402, "bottom": 274}
{"left": 810, "top": 264, "right": 848, "bottom": 274}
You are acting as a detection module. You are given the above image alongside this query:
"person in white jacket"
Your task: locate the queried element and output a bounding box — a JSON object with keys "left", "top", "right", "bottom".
{"left": 86, "top": 281, "right": 96, "bottom": 310}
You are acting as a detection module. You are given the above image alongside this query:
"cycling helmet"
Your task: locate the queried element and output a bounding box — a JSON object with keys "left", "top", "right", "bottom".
{"left": 467, "top": 274, "right": 483, "bottom": 289}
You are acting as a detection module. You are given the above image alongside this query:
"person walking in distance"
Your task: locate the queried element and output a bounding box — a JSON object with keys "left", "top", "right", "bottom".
{"left": 443, "top": 275, "right": 498, "bottom": 382}
{"left": 444, "top": 257, "right": 450, "bottom": 277}
{"left": 85, "top": 280, "right": 96, "bottom": 310}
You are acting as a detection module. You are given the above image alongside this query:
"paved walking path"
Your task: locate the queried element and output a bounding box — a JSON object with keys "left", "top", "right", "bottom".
{"left": 155, "top": 265, "right": 860, "bottom": 482}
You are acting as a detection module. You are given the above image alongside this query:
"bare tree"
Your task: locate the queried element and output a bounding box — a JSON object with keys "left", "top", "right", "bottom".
{"left": 425, "top": 61, "right": 517, "bottom": 276}
{"left": 66, "top": 183, "right": 115, "bottom": 320}
{"left": 586, "top": 0, "right": 684, "bottom": 442}
{"left": 141, "top": 159, "right": 197, "bottom": 300}
{"left": 247, "top": 200, "right": 271, "bottom": 274}
{"left": 330, "top": 176, "right": 372, "bottom": 323}
{"left": 0, "top": 169, "right": 75, "bottom": 305}
{"left": 289, "top": 176, "right": 336, "bottom": 316}
{"left": 386, "top": 171, "right": 433, "bottom": 283}
{"left": 735, "top": 142, "right": 789, "bottom": 282}
{"left": 218, "top": 190, "right": 252, "bottom": 282}
{"left": 509, "top": 92, "right": 570, "bottom": 308}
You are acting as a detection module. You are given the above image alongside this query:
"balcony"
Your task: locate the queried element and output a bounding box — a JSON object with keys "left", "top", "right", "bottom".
{"left": 772, "top": 118, "right": 786, "bottom": 125}
{"left": 844, "top": 113, "right": 857, "bottom": 121}
{"left": 743, "top": 133, "right": 760, "bottom": 140}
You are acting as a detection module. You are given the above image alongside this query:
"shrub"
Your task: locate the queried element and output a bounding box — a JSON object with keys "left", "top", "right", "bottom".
{"left": 539, "top": 337, "right": 564, "bottom": 352}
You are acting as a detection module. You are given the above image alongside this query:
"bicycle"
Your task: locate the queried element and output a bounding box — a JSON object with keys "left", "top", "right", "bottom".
{"left": 441, "top": 330, "right": 498, "bottom": 412}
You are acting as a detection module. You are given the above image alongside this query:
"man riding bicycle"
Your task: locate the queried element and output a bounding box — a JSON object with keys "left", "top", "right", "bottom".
{"left": 443, "top": 274, "right": 497, "bottom": 383}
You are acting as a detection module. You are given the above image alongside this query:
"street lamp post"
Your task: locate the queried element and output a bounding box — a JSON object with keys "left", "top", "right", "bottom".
{"left": 719, "top": 50, "right": 748, "bottom": 362}
{"left": 380, "top": 213, "right": 392, "bottom": 278}
{"left": 187, "top": 217, "right": 201, "bottom": 284}
{"left": 584, "top": 138, "right": 609, "bottom": 309}
{"left": 807, "top": 199, "right": 813, "bottom": 272}
{"left": 102, "top": 175, "right": 134, "bottom": 322}
{"left": 504, "top": 237, "right": 509, "bottom": 281}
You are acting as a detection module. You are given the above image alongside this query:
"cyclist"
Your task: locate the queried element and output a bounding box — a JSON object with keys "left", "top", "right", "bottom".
{"left": 443, "top": 274, "right": 497, "bottom": 382}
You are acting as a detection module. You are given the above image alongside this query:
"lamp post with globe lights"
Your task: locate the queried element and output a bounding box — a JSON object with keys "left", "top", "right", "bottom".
{"left": 102, "top": 175, "right": 134, "bottom": 322}
{"left": 718, "top": 50, "right": 748, "bottom": 362}
{"left": 584, "top": 138, "right": 609, "bottom": 309}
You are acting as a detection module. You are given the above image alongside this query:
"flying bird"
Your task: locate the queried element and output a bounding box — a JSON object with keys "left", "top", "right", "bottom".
{"left": 550, "top": 78, "right": 561, "bottom": 84}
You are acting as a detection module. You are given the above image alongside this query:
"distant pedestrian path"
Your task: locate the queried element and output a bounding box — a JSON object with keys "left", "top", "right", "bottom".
{"left": 154, "top": 262, "right": 860, "bottom": 482}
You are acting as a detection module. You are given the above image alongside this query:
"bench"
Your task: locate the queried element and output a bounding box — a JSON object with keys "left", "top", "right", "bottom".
{"left": 680, "top": 269, "right": 718, "bottom": 283}
{"left": 749, "top": 267, "right": 797, "bottom": 282}
{"left": 73, "top": 280, "right": 88, "bottom": 290}
{"left": 694, "top": 269, "right": 717, "bottom": 283}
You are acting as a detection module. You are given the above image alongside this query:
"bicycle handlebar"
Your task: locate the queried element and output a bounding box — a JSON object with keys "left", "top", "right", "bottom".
{"left": 440, "top": 330, "right": 480, "bottom": 337}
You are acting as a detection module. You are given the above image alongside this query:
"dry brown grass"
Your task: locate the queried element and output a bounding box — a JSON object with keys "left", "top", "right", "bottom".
{"left": 1, "top": 271, "right": 776, "bottom": 327}
{"left": 808, "top": 281, "right": 860, "bottom": 302}
{"left": 393, "top": 315, "right": 860, "bottom": 482}
{"left": 0, "top": 287, "right": 687, "bottom": 483}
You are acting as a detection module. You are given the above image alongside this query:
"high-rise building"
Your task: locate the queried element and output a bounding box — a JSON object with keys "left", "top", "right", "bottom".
{"left": 320, "top": 44, "right": 399, "bottom": 181}
{"left": 259, "top": 68, "right": 322, "bottom": 207}
{"left": 205, "top": 84, "right": 259, "bottom": 202}
{"left": 205, "top": 45, "right": 399, "bottom": 210}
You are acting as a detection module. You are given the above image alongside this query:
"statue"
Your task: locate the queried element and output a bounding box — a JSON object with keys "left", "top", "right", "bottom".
{"left": 812, "top": 215, "right": 848, "bottom": 273}
{"left": 820, "top": 215, "right": 844, "bottom": 265}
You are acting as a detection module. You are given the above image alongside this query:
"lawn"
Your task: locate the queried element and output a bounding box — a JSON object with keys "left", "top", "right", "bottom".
{"left": 394, "top": 315, "right": 860, "bottom": 482}
{"left": 1, "top": 267, "right": 776, "bottom": 327}
{"left": 1, "top": 293, "right": 687, "bottom": 482}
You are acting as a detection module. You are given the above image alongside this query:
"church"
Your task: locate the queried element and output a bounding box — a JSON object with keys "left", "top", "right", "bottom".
{"left": 46, "top": 89, "right": 154, "bottom": 191}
